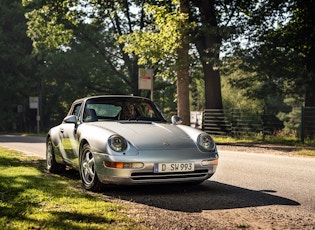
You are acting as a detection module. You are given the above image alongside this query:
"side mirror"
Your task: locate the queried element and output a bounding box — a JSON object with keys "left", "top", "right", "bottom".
{"left": 171, "top": 115, "right": 182, "bottom": 125}
{"left": 63, "top": 115, "right": 77, "bottom": 124}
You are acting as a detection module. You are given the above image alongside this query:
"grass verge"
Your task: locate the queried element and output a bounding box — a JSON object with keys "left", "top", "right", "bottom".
{"left": 213, "top": 135, "right": 315, "bottom": 157}
{"left": 0, "top": 147, "right": 143, "bottom": 230}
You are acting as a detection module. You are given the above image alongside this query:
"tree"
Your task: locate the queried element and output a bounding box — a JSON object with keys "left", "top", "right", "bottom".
{"left": 22, "top": 0, "right": 147, "bottom": 96}
{"left": 28, "top": 0, "right": 313, "bottom": 131}
{"left": 38, "top": 25, "right": 132, "bottom": 128}
{"left": 291, "top": 0, "right": 315, "bottom": 106}
{"left": 23, "top": 0, "right": 170, "bottom": 129}
{"left": 120, "top": 1, "right": 193, "bottom": 124}
{"left": 190, "top": 0, "right": 223, "bottom": 109}
{"left": 176, "top": 0, "right": 190, "bottom": 125}
{"left": 121, "top": 0, "right": 257, "bottom": 116}
{"left": 228, "top": 0, "right": 315, "bottom": 107}
{"left": 0, "top": 0, "right": 36, "bottom": 131}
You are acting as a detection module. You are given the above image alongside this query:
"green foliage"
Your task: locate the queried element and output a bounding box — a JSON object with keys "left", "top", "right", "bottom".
{"left": 3, "top": 0, "right": 313, "bottom": 134}
{"left": 22, "top": 0, "right": 77, "bottom": 53}
{"left": 39, "top": 24, "right": 133, "bottom": 127}
{"left": 153, "top": 78, "right": 177, "bottom": 120}
{"left": 0, "top": 0, "right": 36, "bottom": 131}
{"left": 220, "top": 58, "right": 264, "bottom": 114}
{"left": 190, "top": 67, "right": 205, "bottom": 111}
{"left": 119, "top": 1, "right": 194, "bottom": 67}
{"left": 20, "top": 0, "right": 152, "bottom": 129}
{"left": 0, "top": 147, "right": 141, "bottom": 229}
{"left": 229, "top": 0, "right": 315, "bottom": 106}
{"left": 277, "top": 97, "right": 303, "bottom": 135}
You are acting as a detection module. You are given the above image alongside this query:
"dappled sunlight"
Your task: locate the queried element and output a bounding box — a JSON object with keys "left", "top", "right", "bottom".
{"left": 0, "top": 148, "right": 137, "bottom": 229}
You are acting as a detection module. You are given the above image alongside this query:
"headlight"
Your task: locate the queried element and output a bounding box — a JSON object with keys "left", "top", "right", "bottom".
{"left": 108, "top": 135, "right": 127, "bottom": 152}
{"left": 197, "top": 133, "right": 215, "bottom": 151}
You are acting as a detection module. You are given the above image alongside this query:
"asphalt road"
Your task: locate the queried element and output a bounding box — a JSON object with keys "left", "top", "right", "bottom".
{"left": 1, "top": 134, "right": 315, "bottom": 228}
{"left": 0, "top": 134, "right": 46, "bottom": 158}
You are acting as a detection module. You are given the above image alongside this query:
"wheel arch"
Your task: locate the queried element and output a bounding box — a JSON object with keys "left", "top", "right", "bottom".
{"left": 79, "top": 139, "right": 89, "bottom": 156}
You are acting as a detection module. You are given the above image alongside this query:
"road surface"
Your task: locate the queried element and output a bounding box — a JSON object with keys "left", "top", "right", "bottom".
{"left": 0, "top": 134, "right": 46, "bottom": 158}
{"left": 1, "top": 134, "right": 314, "bottom": 229}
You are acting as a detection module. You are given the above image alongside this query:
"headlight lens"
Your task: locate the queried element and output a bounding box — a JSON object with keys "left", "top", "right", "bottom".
{"left": 197, "top": 133, "right": 215, "bottom": 151}
{"left": 108, "top": 135, "right": 127, "bottom": 152}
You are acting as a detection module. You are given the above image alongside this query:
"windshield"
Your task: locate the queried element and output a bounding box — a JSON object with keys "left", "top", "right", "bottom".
{"left": 83, "top": 97, "right": 167, "bottom": 122}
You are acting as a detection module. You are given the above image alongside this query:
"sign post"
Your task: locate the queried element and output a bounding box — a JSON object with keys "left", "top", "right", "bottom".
{"left": 139, "top": 68, "right": 153, "bottom": 100}
{"left": 29, "top": 97, "right": 40, "bottom": 133}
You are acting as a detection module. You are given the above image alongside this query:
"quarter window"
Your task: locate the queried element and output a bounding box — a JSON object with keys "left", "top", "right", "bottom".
{"left": 72, "top": 103, "right": 82, "bottom": 117}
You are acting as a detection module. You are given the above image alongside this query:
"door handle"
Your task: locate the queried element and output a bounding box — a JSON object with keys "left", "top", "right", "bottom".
{"left": 60, "top": 128, "right": 64, "bottom": 133}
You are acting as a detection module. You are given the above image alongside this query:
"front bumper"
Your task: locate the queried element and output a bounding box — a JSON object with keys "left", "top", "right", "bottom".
{"left": 93, "top": 149, "right": 218, "bottom": 185}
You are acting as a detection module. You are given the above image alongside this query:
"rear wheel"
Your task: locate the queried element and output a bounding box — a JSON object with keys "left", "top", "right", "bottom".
{"left": 80, "top": 144, "right": 103, "bottom": 192}
{"left": 46, "top": 138, "right": 65, "bottom": 173}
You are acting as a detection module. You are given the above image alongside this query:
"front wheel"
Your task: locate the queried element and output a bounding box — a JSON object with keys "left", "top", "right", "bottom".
{"left": 46, "top": 138, "right": 65, "bottom": 173}
{"left": 80, "top": 144, "right": 103, "bottom": 192}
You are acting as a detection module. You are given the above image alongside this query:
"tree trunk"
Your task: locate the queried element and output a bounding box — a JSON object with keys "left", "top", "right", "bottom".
{"left": 176, "top": 0, "right": 190, "bottom": 125}
{"left": 204, "top": 65, "right": 223, "bottom": 109}
{"left": 193, "top": 0, "right": 223, "bottom": 110}
{"left": 177, "top": 41, "right": 190, "bottom": 125}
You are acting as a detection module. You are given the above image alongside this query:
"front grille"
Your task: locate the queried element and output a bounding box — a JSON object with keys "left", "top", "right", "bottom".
{"left": 131, "top": 169, "right": 209, "bottom": 181}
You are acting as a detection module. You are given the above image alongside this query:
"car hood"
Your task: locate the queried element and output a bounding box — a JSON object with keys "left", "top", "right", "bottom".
{"left": 91, "top": 121, "right": 196, "bottom": 150}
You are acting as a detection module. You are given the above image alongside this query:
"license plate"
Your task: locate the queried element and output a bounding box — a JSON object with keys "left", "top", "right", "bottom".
{"left": 154, "top": 162, "right": 194, "bottom": 173}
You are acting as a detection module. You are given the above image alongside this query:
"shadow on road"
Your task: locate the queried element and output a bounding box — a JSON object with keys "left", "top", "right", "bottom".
{"left": 100, "top": 180, "right": 300, "bottom": 212}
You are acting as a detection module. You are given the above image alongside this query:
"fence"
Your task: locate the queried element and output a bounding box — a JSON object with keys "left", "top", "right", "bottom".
{"left": 201, "top": 107, "right": 315, "bottom": 141}
{"left": 301, "top": 107, "right": 315, "bottom": 141}
{"left": 202, "top": 109, "right": 231, "bottom": 135}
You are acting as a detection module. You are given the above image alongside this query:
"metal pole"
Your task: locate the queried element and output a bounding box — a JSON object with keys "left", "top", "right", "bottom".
{"left": 151, "top": 74, "right": 153, "bottom": 101}
{"left": 37, "top": 107, "right": 40, "bottom": 133}
{"left": 300, "top": 106, "right": 305, "bottom": 143}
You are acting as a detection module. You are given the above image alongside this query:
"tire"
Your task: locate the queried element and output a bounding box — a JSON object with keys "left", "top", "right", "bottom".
{"left": 79, "top": 144, "right": 103, "bottom": 192}
{"left": 46, "top": 138, "right": 65, "bottom": 173}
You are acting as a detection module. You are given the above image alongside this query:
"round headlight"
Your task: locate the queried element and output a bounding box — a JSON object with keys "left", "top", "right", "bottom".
{"left": 108, "top": 135, "right": 127, "bottom": 152}
{"left": 197, "top": 133, "right": 215, "bottom": 151}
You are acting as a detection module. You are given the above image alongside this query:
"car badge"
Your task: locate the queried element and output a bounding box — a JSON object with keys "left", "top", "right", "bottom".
{"left": 163, "top": 141, "right": 170, "bottom": 146}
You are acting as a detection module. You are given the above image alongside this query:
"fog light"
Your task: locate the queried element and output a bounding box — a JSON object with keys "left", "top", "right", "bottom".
{"left": 201, "top": 159, "right": 219, "bottom": 166}
{"left": 128, "top": 162, "right": 144, "bottom": 168}
{"left": 104, "top": 161, "right": 144, "bottom": 169}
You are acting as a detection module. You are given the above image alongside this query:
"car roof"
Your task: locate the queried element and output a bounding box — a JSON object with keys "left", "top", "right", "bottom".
{"left": 72, "top": 95, "right": 150, "bottom": 104}
{"left": 76, "top": 95, "right": 150, "bottom": 101}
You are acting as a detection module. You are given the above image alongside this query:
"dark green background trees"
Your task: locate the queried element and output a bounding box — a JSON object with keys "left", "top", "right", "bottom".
{"left": 227, "top": 0, "right": 315, "bottom": 108}
{"left": 1, "top": 0, "right": 314, "bottom": 133}
{"left": 0, "top": 0, "right": 36, "bottom": 131}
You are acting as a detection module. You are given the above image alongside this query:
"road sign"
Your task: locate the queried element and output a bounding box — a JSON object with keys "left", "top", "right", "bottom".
{"left": 29, "top": 97, "right": 39, "bottom": 109}
{"left": 139, "top": 68, "right": 153, "bottom": 90}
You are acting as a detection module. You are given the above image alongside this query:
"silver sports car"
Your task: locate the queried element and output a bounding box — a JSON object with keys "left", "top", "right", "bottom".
{"left": 46, "top": 95, "right": 219, "bottom": 191}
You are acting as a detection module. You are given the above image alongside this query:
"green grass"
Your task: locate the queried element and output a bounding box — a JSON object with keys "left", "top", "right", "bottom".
{"left": 294, "top": 149, "right": 315, "bottom": 157}
{"left": 212, "top": 134, "right": 300, "bottom": 145}
{"left": 0, "top": 147, "right": 144, "bottom": 230}
{"left": 213, "top": 135, "right": 315, "bottom": 157}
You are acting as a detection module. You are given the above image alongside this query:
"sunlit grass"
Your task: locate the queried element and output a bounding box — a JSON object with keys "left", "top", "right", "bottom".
{"left": 212, "top": 134, "right": 315, "bottom": 157}
{"left": 0, "top": 147, "right": 144, "bottom": 230}
{"left": 294, "top": 149, "right": 315, "bottom": 157}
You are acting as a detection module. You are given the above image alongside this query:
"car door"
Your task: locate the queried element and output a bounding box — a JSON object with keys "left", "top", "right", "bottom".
{"left": 59, "top": 102, "right": 82, "bottom": 167}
